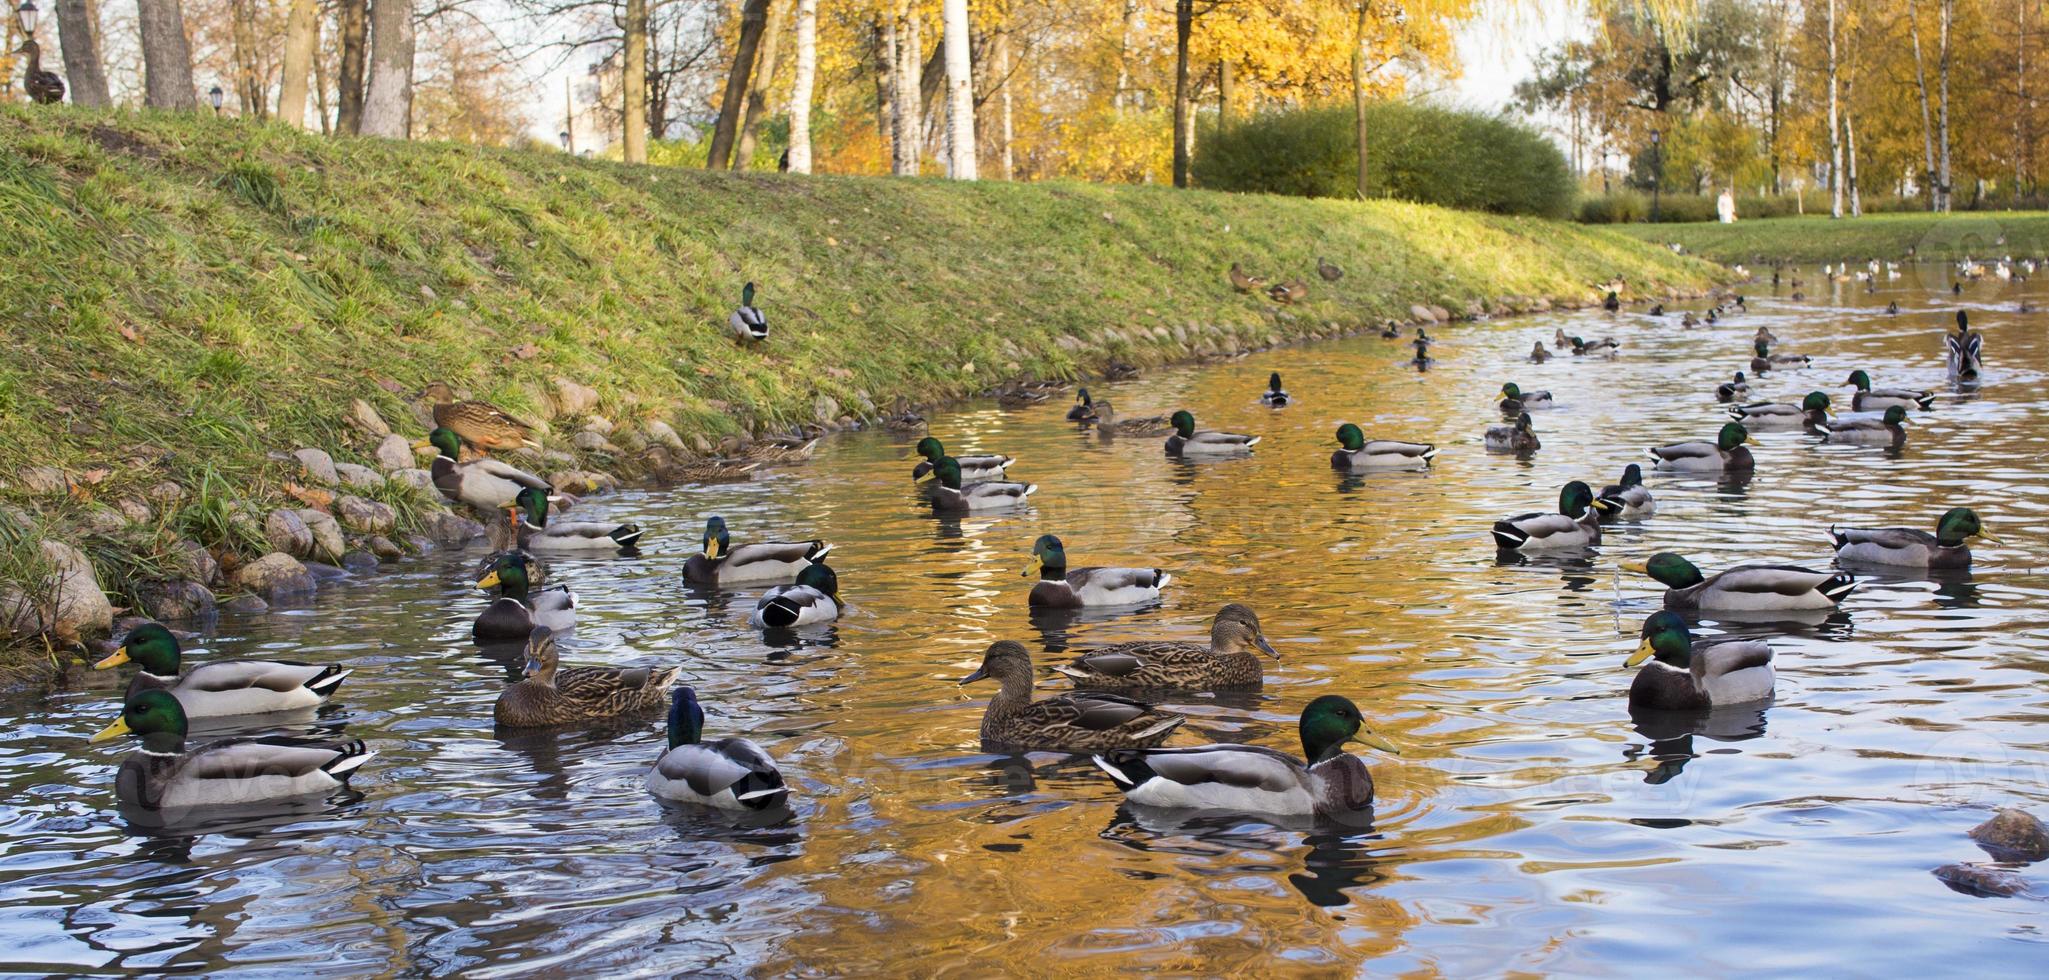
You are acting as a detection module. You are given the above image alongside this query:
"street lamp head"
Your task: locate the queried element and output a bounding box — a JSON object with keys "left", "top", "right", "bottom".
{"left": 208, "top": 85, "right": 225, "bottom": 112}
{"left": 1650, "top": 130, "right": 1662, "bottom": 146}
{"left": 16, "top": 1, "right": 38, "bottom": 34}
{"left": 558, "top": 130, "right": 571, "bottom": 150}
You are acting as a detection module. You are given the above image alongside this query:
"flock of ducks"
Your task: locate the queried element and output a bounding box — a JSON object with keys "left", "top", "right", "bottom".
{"left": 81, "top": 275, "right": 2008, "bottom": 826}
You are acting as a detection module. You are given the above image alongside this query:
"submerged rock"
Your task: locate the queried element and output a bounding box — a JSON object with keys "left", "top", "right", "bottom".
{"left": 222, "top": 593, "right": 269, "bottom": 615}
{"left": 366, "top": 535, "right": 405, "bottom": 560}
{"left": 1970, "top": 809, "right": 2049, "bottom": 862}
{"left": 340, "top": 550, "right": 379, "bottom": 572}
{"left": 420, "top": 511, "right": 487, "bottom": 546}
{"left": 234, "top": 552, "right": 315, "bottom": 599}
{"left": 1932, "top": 863, "right": 2029, "bottom": 898}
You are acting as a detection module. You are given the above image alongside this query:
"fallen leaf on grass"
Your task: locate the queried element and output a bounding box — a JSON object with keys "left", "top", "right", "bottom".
{"left": 284, "top": 482, "right": 333, "bottom": 509}
{"left": 117, "top": 324, "right": 141, "bottom": 343}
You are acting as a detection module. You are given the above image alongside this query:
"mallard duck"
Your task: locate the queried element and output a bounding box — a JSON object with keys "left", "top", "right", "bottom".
{"left": 19, "top": 40, "right": 65, "bottom": 104}
{"left": 1603, "top": 290, "right": 1622, "bottom": 312}
{"left": 1229, "top": 263, "right": 1268, "bottom": 293}
{"left": 738, "top": 434, "right": 820, "bottom": 467}
{"left": 1089, "top": 400, "right": 1173, "bottom": 437}
{"left": 473, "top": 548, "right": 548, "bottom": 587}
{"left": 1260, "top": 372, "right": 1290, "bottom": 407}
{"left": 1843, "top": 370, "right": 1935, "bottom": 411}
{"left": 1715, "top": 371, "right": 1751, "bottom": 403}
{"left": 1829, "top": 507, "right": 1996, "bottom": 569}
{"left": 995, "top": 384, "right": 1053, "bottom": 409}
{"left": 1570, "top": 336, "right": 1620, "bottom": 356}
{"left": 1681, "top": 312, "right": 1700, "bottom": 329}
{"left": 416, "top": 428, "right": 554, "bottom": 512}
{"left": 730, "top": 281, "right": 768, "bottom": 341}
{"left": 1317, "top": 257, "right": 1344, "bottom": 282}
{"left": 1066, "top": 388, "right": 1099, "bottom": 422}
{"left": 646, "top": 688, "right": 788, "bottom": 810}
{"left": 92, "top": 623, "right": 350, "bottom": 719}
{"left": 879, "top": 399, "right": 926, "bottom": 431}
{"left": 1596, "top": 464, "right": 1655, "bottom": 520}
{"left": 1054, "top": 603, "right": 1276, "bottom": 690}
{"left": 1268, "top": 280, "right": 1308, "bottom": 305}
{"left": 929, "top": 456, "right": 1037, "bottom": 512}
{"left": 1103, "top": 361, "right": 1142, "bottom": 381}
{"left": 1886, "top": 301, "right": 1900, "bottom": 315}
{"left": 1499, "top": 382, "right": 1553, "bottom": 414}
{"left": 910, "top": 436, "right": 1012, "bottom": 482}
{"left": 473, "top": 552, "right": 576, "bottom": 642}
{"left": 1093, "top": 695, "right": 1394, "bottom": 819}
{"left": 684, "top": 516, "right": 831, "bottom": 586}
{"left": 1164, "top": 411, "right": 1257, "bottom": 457}
{"left": 1331, "top": 423, "right": 1435, "bottom": 471}
{"left": 1626, "top": 612, "right": 1775, "bottom": 711}
{"left": 1022, "top": 534, "right": 1168, "bottom": 608}
{"left": 90, "top": 690, "right": 375, "bottom": 811}
{"left": 419, "top": 383, "right": 539, "bottom": 454}
{"left": 1529, "top": 341, "right": 1552, "bottom": 363}
{"left": 1648, "top": 303, "right": 1666, "bottom": 316}
{"left": 508, "top": 487, "right": 642, "bottom": 552}
{"left": 1381, "top": 321, "right": 1402, "bottom": 339}
{"left": 1947, "top": 311, "right": 1983, "bottom": 380}
{"left": 750, "top": 563, "right": 842, "bottom": 627}
{"left": 1492, "top": 481, "right": 1609, "bottom": 551}
{"left": 1648, "top": 422, "right": 1754, "bottom": 472}
{"left": 1753, "top": 326, "right": 1779, "bottom": 346}
{"left": 1750, "top": 340, "right": 1809, "bottom": 372}
{"left": 494, "top": 627, "right": 679, "bottom": 728}
{"left": 1818, "top": 405, "right": 1909, "bottom": 446}
{"left": 1484, "top": 412, "right": 1540, "bottom": 454}
{"left": 1728, "top": 391, "right": 1831, "bottom": 430}
{"left": 959, "top": 640, "right": 1183, "bottom": 751}
{"left": 1553, "top": 327, "right": 1570, "bottom": 348}
{"left": 1629, "top": 552, "right": 1854, "bottom": 611}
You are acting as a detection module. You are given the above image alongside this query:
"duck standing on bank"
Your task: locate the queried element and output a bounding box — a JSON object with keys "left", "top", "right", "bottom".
{"left": 730, "top": 281, "right": 769, "bottom": 342}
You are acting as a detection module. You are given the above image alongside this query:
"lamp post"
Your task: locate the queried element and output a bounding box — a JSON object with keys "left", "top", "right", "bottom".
{"left": 208, "top": 85, "right": 224, "bottom": 115}
{"left": 16, "top": 1, "right": 38, "bottom": 33}
{"left": 558, "top": 130, "right": 570, "bottom": 151}
{"left": 1649, "top": 130, "right": 1663, "bottom": 222}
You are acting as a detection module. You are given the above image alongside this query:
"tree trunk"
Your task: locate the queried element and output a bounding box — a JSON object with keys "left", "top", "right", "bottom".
{"left": 1172, "top": 0, "right": 1192, "bottom": 188}
{"left": 361, "top": 0, "right": 415, "bottom": 138}
{"left": 893, "top": 3, "right": 922, "bottom": 175}
{"left": 1906, "top": 0, "right": 1938, "bottom": 208}
{"left": 1218, "top": 59, "right": 1233, "bottom": 128}
{"left": 877, "top": 15, "right": 896, "bottom": 159}
{"left": 622, "top": 0, "right": 648, "bottom": 163}
{"left": 788, "top": 0, "right": 817, "bottom": 173}
{"left": 53, "top": 0, "right": 111, "bottom": 106}
{"left": 1938, "top": 0, "right": 1953, "bottom": 212}
{"left": 2016, "top": 0, "right": 2029, "bottom": 194}
{"left": 734, "top": 0, "right": 790, "bottom": 170}
{"left": 1114, "top": 0, "right": 1138, "bottom": 109}
{"left": 313, "top": 40, "right": 332, "bottom": 133}
{"left": 707, "top": 0, "right": 770, "bottom": 170}
{"left": 941, "top": 0, "right": 975, "bottom": 179}
{"left": 994, "top": 18, "right": 1013, "bottom": 180}
{"left": 229, "top": 0, "right": 264, "bottom": 117}
{"left": 135, "top": 0, "right": 197, "bottom": 109}
{"left": 337, "top": 0, "right": 369, "bottom": 132}
{"left": 1352, "top": 1, "right": 1370, "bottom": 199}
{"left": 1826, "top": 0, "right": 1842, "bottom": 218}
{"left": 277, "top": 0, "right": 318, "bottom": 126}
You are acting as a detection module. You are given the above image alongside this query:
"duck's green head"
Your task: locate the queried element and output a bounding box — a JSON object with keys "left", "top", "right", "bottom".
{"left": 1956, "top": 309, "right": 1970, "bottom": 332}
{"left": 1298, "top": 695, "right": 1397, "bottom": 763}
{"left": 934, "top": 456, "right": 965, "bottom": 490}
{"left": 914, "top": 436, "right": 945, "bottom": 462}
{"left": 668, "top": 687, "right": 706, "bottom": 748}
{"left": 700, "top": 516, "right": 731, "bottom": 559}
{"left": 1718, "top": 422, "right": 1751, "bottom": 452}
{"left": 1268, "top": 372, "right": 1284, "bottom": 393}
{"left": 1021, "top": 534, "right": 1067, "bottom": 579}
{"left": 1560, "top": 480, "right": 1609, "bottom": 518}
{"left": 1753, "top": 339, "right": 1770, "bottom": 356}
{"left": 1515, "top": 412, "right": 1536, "bottom": 433}
{"left": 1801, "top": 391, "right": 1833, "bottom": 415}
{"left": 1882, "top": 405, "right": 1909, "bottom": 427}
{"left": 511, "top": 487, "right": 550, "bottom": 529}
{"left": 1936, "top": 507, "right": 1997, "bottom": 547}
{"left": 1170, "top": 410, "right": 1196, "bottom": 437}
{"left": 741, "top": 281, "right": 757, "bottom": 306}
{"left": 1732, "top": 371, "right": 1747, "bottom": 384}
{"left": 1617, "top": 463, "right": 1643, "bottom": 488}
{"left": 477, "top": 552, "right": 534, "bottom": 598}
{"left": 1336, "top": 423, "right": 1367, "bottom": 451}
{"left": 414, "top": 427, "right": 462, "bottom": 461}
{"left": 795, "top": 561, "right": 839, "bottom": 596}
{"left": 1627, "top": 611, "right": 1694, "bottom": 668}
{"left": 1630, "top": 552, "right": 1706, "bottom": 589}
{"left": 1076, "top": 387, "right": 1092, "bottom": 406}
{"left": 1500, "top": 382, "right": 1523, "bottom": 400}
{"left": 94, "top": 622, "right": 181, "bottom": 674}
{"left": 90, "top": 688, "right": 187, "bottom": 745}
{"left": 1845, "top": 369, "right": 1873, "bottom": 391}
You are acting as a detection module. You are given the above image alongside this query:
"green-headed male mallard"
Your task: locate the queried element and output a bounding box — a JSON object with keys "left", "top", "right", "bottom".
{"left": 910, "top": 436, "right": 1013, "bottom": 483}
{"left": 1843, "top": 370, "right": 1936, "bottom": 412}
{"left": 1261, "top": 373, "right": 1291, "bottom": 407}
{"left": 960, "top": 640, "right": 1183, "bottom": 751}
{"left": 1054, "top": 603, "right": 1278, "bottom": 690}
{"left": 1626, "top": 611, "right": 1776, "bottom": 711}
{"left": 494, "top": 626, "right": 679, "bottom": 728}
{"left": 1947, "top": 310, "right": 1983, "bottom": 380}
{"left": 1165, "top": 410, "right": 1258, "bottom": 457}
{"left": 91, "top": 689, "right": 375, "bottom": 811}
{"left": 750, "top": 563, "right": 842, "bottom": 628}
{"left": 416, "top": 427, "right": 554, "bottom": 512}
{"left": 1716, "top": 372, "right": 1750, "bottom": 403}
{"left": 646, "top": 687, "right": 789, "bottom": 810}
{"left": 1092, "top": 695, "right": 1395, "bottom": 819}
{"left": 1628, "top": 552, "right": 1854, "bottom": 611}
{"left": 1022, "top": 534, "right": 1168, "bottom": 608}
{"left": 419, "top": 382, "right": 540, "bottom": 454}
{"left": 1750, "top": 339, "right": 1810, "bottom": 373}
{"left": 730, "top": 281, "right": 768, "bottom": 341}
{"left": 1829, "top": 507, "right": 1996, "bottom": 569}
{"left": 93, "top": 623, "right": 350, "bottom": 719}
{"left": 1492, "top": 480, "right": 1610, "bottom": 552}
{"left": 684, "top": 515, "right": 831, "bottom": 586}
{"left": 1499, "top": 382, "right": 1554, "bottom": 415}
{"left": 1818, "top": 405, "right": 1909, "bottom": 446}
{"left": 930, "top": 456, "right": 1037, "bottom": 512}
{"left": 508, "top": 487, "right": 642, "bottom": 553}
{"left": 1596, "top": 464, "right": 1656, "bottom": 521}
{"left": 1484, "top": 413, "right": 1541, "bottom": 454}
{"left": 1648, "top": 422, "right": 1754, "bottom": 472}
{"left": 1066, "top": 388, "right": 1099, "bottom": 422}
{"left": 1331, "top": 423, "right": 1436, "bottom": 471}
{"left": 1728, "top": 391, "right": 1832, "bottom": 430}
{"left": 474, "top": 552, "right": 576, "bottom": 643}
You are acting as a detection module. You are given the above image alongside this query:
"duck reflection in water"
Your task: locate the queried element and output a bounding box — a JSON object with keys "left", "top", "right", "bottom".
{"left": 494, "top": 723, "right": 644, "bottom": 804}
{"left": 1625, "top": 701, "right": 1771, "bottom": 785}
{"left": 1027, "top": 604, "right": 1170, "bottom": 654}
{"left": 1100, "top": 806, "right": 1386, "bottom": 907}
{"left": 757, "top": 623, "right": 841, "bottom": 662}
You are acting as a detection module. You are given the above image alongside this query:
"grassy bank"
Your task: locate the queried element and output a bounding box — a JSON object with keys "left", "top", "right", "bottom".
{"left": 0, "top": 107, "right": 1721, "bottom": 657}
{"left": 1612, "top": 211, "right": 2049, "bottom": 264}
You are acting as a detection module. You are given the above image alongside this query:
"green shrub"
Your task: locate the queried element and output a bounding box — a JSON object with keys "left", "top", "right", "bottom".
{"left": 1579, "top": 191, "right": 1812, "bottom": 223}
{"left": 1193, "top": 103, "right": 1577, "bottom": 218}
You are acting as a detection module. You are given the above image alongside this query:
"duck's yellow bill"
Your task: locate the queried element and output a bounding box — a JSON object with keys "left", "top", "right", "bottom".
{"left": 1626, "top": 639, "right": 1655, "bottom": 668}
{"left": 93, "top": 646, "right": 129, "bottom": 670}
{"left": 475, "top": 570, "right": 502, "bottom": 590}
{"left": 703, "top": 540, "right": 724, "bottom": 560}
{"left": 1620, "top": 558, "right": 1649, "bottom": 574}
{"left": 1351, "top": 731, "right": 1400, "bottom": 755}
{"left": 1019, "top": 555, "right": 1043, "bottom": 579}
{"left": 1976, "top": 529, "right": 2003, "bottom": 546}
{"left": 89, "top": 716, "right": 130, "bottom": 743}
{"left": 411, "top": 439, "right": 433, "bottom": 451}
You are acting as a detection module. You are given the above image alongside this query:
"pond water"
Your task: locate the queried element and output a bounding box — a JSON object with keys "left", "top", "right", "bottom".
{"left": 3, "top": 269, "right": 2047, "bottom": 974}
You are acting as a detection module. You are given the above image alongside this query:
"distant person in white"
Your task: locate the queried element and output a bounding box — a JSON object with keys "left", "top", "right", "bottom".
{"left": 1718, "top": 189, "right": 1737, "bottom": 224}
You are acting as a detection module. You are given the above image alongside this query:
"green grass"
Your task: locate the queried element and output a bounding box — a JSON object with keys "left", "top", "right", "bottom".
{"left": 1612, "top": 211, "right": 2049, "bottom": 265}
{"left": 0, "top": 107, "right": 1721, "bottom": 645}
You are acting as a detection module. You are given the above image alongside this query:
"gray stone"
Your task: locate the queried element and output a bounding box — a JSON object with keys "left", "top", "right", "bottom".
{"left": 169, "top": 540, "right": 220, "bottom": 586}
{"left": 374, "top": 434, "right": 415, "bottom": 471}
{"left": 583, "top": 415, "right": 614, "bottom": 436}
{"left": 304, "top": 560, "right": 348, "bottom": 582}
{"left": 340, "top": 550, "right": 379, "bottom": 572}
{"left": 366, "top": 535, "right": 405, "bottom": 560}
{"left": 294, "top": 509, "right": 346, "bottom": 563}
{"left": 137, "top": 579, "right": 217, "bottom": 622}
{"left": 553, "top": 377, "right": 599, "bottom": 416}
{"left": 265, "top": 509, "right": 314, "bottom": 558}
{"left": 223, "top": 593, "right": 270, "bottom": 614}
{"left": 550, "top": 470, "right": 617, "bottom": 494}
{"left": 1970, "top": 808, "right": 2049, "bottom": 861}
{"left": 812, "top": 395, "right": 840, "bottom": 425}
{"left": 1429, "top": 305, "right": 1452, "bottom": 323}
{"left": 570, "top": 430, "right": 615, "bottom": 452}
{"left": 17, "top": 466, "right": 67, "bottom": 495}
{"left": 349, "top": 398, "right": 391, "bottom": 437}
{"left": 334, "top": 462, "right": 384, "bottom": 488}
{"left": 404, "top": 534, "right": 435, "bottom": 553}
{"left": 113, "top": 498, "right": 154, "bottom": 524}
{"left": 41, "top": 541, "right": 114, "bottom": 642}
{"left": 335, "top": 495, "right": 397, "bottom": 534}
{"left": 235, "top": 552, "right": 315, "bottom": 598}
{"left": 293, "top": 448, "right": 338, "bottom": 484}
{"left": 421, "top": 511, "right": 487, "bottom": 546}
{"left": 542, "top": 449, "right": 578, "bottom": 468}
{"left": 147, "top": 481, "right": 186, "bottom": 504}
{"left": 1932, "top": 863, "right": 2028, "bottom": 897}
{"left": 79, "top": 506, "right": 127, "bottom": 534}
{"left": 644, "top": 420, "right": 684, "bottom": 449}
{"left": 389, "top": 468, "right": 434, "bottom": 492}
